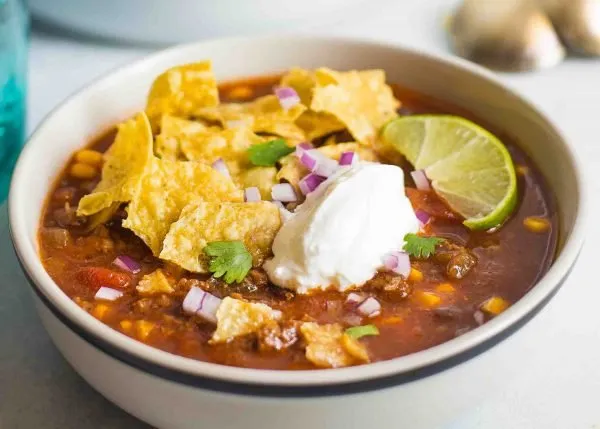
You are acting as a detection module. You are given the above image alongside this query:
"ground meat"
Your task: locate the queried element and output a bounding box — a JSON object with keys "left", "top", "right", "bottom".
{"left": 176, "top": 278, "right": 212, "bottom": 294}
{"left": 257, "top": 320, "right": 299, "bottom": 352}
{"left": 447, "top": 251, "right": 477, "bottom": 279}
{"left": 365, "top": 272, "right": 411, "bottom": 302}
{"left": 433, "top": 242, "right": 477, "bottom": 280}
{"left": 133, "top": 295, "right": 173, "bottom": 313}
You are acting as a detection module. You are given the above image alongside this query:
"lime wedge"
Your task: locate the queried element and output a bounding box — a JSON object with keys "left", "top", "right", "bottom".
{"left": 382, "top": 115, "right": 517, "bottom": 230}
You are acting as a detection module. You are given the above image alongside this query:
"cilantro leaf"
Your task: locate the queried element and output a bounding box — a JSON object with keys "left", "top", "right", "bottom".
{"left": 204, "top": 241, "right": 252, "bottom": 284}
{"left": 345, "top": 324, "right": 380, "bottom": 340}
{"left": 248, "top": 139, "right": 294, "bottom": 166}
{"left": 403, "top": 233, "right": 445, "bottom": 259}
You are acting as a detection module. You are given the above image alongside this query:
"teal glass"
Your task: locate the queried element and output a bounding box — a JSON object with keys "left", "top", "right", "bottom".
{"left": 0, "top": 0, "right": 27, "bottom": 202}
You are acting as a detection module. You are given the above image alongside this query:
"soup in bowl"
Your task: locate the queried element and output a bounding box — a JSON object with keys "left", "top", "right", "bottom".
{"left": 9, "top": 37, "right": 585, "bottom": 429}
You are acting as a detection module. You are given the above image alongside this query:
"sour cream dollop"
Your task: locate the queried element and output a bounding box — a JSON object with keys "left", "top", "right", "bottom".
{"left": 264, "top": 162, "right": 419, "bottom": 294}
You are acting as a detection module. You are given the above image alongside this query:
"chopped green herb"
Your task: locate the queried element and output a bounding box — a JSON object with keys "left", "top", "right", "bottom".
{"left": 248, "top": 139, "right": 294, "bottom": 166}
{"left": 345, "top": 324, "right": 380, "bottom": 340}
{"left": 403, "top": 233, "right": 445, "bottom": 259}
{"left": 204, "top": 241, "right": 252, "bottom": 284}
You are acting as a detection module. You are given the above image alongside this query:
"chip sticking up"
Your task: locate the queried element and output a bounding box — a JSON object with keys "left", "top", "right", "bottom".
{"left": 160, "top": 201, "right": 281, "bottom": 273}
{"left": 280, "top": 68, "right": 345, "bottom": 140}
{"left": 311, "top": 68, "right": 400, "bottom": 144}
{"left": 146, "top": 61, "right": 219, "bottom": 127}
{"left": 196, "top": 95, "right": 307, "bottom": 141}
{"left": 123, "top": 158, "right": 243, "bottom": 255}
{"left": 77, "top": 112, "right": 153, "bottom": 216}
{"left": 210, "top": 297, "right": 282, "bottom": 344}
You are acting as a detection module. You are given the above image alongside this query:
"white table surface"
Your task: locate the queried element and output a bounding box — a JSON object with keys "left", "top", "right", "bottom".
{"left": 2, "top": 0, "right": 600, "bottom": 427}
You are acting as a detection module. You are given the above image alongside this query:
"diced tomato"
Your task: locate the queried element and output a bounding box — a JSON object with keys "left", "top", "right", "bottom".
{"left": 405, "top": 187, "right": 459, "bottom": 220}
{"left": 76, "top": 266, "right": 132, "bottom": 290}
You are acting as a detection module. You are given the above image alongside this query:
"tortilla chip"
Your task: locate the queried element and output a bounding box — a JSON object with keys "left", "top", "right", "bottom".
{"left": 211, "top": 297, "right": 282, "bottom": 343}
{"left": 180, "top": 126, "right": 263, "bottom": 176}
{"left": 160, "top": 201, "right": 281, "bottom": 273}
{"left": 300, "top": 322, "right": 366, "bottom": 368}
{"left": 136, "top": 269, "right": 174, "bottom": 295}
{"left": 77, "top": 113, "right": 153, "bottom": 216}
{"left": 123, "top": 159, "right": 243, "bottom": 255}
{"left": 280, "top": 67, "right": 314, "bottom": 105}
{"left": 311, "top": 68, "right": 400, "bottom": 144}
{"left": 276, "top": 142, "right": 379, "bottom": 192}
{"left": 196, "top": 95, "right": 307, "bottom": 141}
{"left": 146, "top": 61, "right": 219, "bottom": 127}
{"left": 237, "top": 167, "right": 278, "bottom": 200}
{"left": 280, "top": 68, "right": 345, "bottom": 140}
{"left": 155, "top": 115, "right": 211, "bottom": 160}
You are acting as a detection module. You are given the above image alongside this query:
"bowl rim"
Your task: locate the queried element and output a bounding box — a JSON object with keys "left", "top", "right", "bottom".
{"left": 9, "top": 34, "right": 588, "bottom": 396}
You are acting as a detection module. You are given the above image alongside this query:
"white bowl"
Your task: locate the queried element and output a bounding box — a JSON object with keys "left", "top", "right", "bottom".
{"left": 9, "top": 36, "right": 586, "bottom": 429}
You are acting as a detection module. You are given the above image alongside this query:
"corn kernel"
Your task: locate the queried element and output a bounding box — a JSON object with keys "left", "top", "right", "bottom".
{"left": 69, "top": 163, "right": 97, "bottom": 179}
{"left": 414, "top": 291, "right": 442, "bottom": 308}
{"left": 408, "top": 268, "right": 424, "bottom": 282}
{"left": 523, "top": 216, "right": 551, "bottom": 233}
{"left": 120, "top": 320, "right": 133, "bottom": 333}
{"left": 92, "top": 304, "right": 110, "bottom": 320}
{"left": 436, "top": 283, "right": 455, "bottom": 293}
{"left": 134, "top": 320, "right": 156, "bottom": 340}
{"left": 75, "top": 149, "right": 103, "bottom": 166}
{"left": 481, "top": 296, "right": 510, "bottom": 315}
{"left": 516, "top": 165, "right": 529, "bottom": 176}
{"left": 226, "top": 85, "right": 253, "bottom": 100}
{"left": 380, "top": 316, "right": 403, "bottom": 325}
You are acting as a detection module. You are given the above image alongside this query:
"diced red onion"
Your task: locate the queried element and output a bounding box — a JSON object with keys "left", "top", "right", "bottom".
{"left": 383, "top": 251, "right": 411, "bottom": 277}
{"left": 295, "top": 142, "right": 313, "bottom": 158}
{"left": 339, "top": 151, "right": 359, "bottom": 166}
{"left": 182, "top": 286, "right": 222, "bottom": 324}
{"left": 313, "top": 155, "right": 339, "bottom": 178}
{"left": 271, "top": 183, "right": 297, "bottom": 202}
{"left": 274, "top": 86, "right": 301, "bottom": 110}
{"left": 474, "top": 310, "right": 485, "bottom": 326}
{"left": 346, "top": 292, "right": 366, "bottom": 307}
{"left": 197, "top": 292, "right": 222, "bottom": 324}
{"left": 244, "top": 187, "right": 261, "bottom": 202}
{"left": 112, "top": 255, "right": 141, "bottom": 274}
{"left": 299, "top": 173, "right": 326, "bottom": 195}
{"left": 357, "top": 297, "right": 381, "bottom": 318}
{"left": 411, "top": 169, "right": 430, "bottom": 191}
{"left": 415, "top": 210, "right": 431, "bottom": 226}
{"left": 299, "top": 149, "right": 339, "bottom": 178}
{"left": 95, "top": 286, "right": 123, "bottom": 301}
{"left": 299, "top": 150, "right": 317, "bottom": 170}
{"left": 212, "top": 158, "right": 231, "bottom": 179}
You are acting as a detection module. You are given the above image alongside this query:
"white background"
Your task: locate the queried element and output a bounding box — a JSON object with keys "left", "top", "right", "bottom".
{"left": 1, "top": 0, "right": 600, "bottom": 427}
